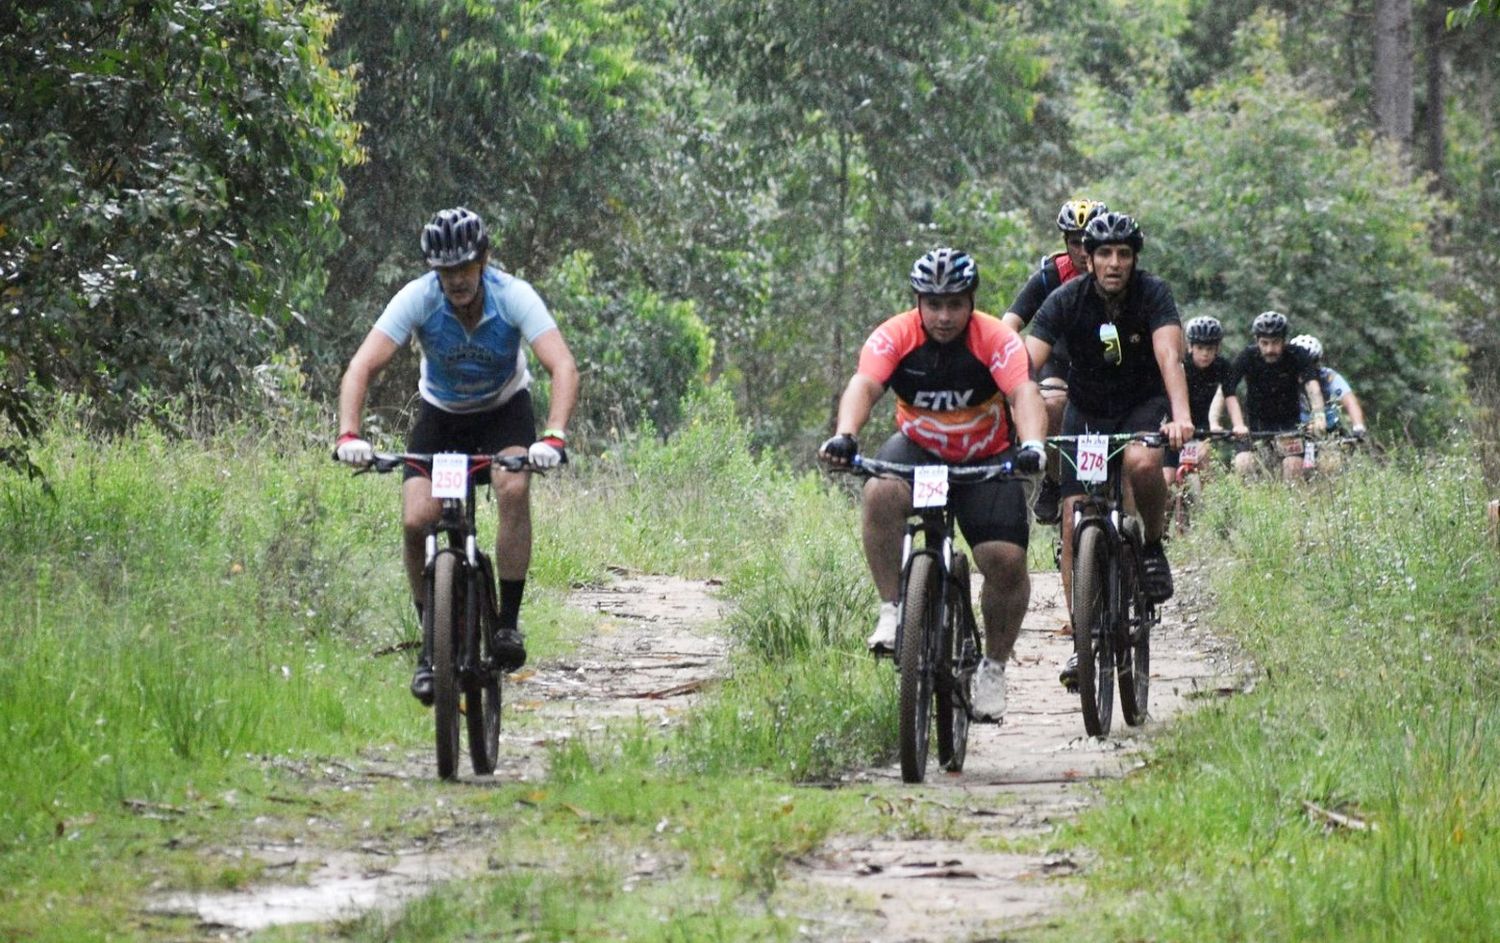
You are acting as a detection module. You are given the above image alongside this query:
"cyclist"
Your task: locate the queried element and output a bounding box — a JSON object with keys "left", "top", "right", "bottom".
{"left": 1024, "top": 211, "right": 1193, "bottom": 605}
{"left": 1289, "top": 334, "right": 1368, "bottom": 438}
{"left": 820, "top": 248, "right": 1047, "bottom": 723}
{"left": 1161, "top": 315, "right": 1242, "bottom": 487}
{"left": 334, "top": 207, "right": 580, "bottom": 704}
{"left": 1220, "top": 311, "right": 1325, "bottom": 481}
{"left": 1002, "top": 198, "right": 1110, "bottom": 524}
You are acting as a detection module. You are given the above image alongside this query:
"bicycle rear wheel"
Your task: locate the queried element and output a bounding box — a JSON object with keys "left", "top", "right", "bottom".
{"left": 1071, "top": 525, "right": 1113, "bottom": 737}
{"left": 430, "top": 552, "right": 462, "bottom": 780}
{"left": 898, "top": 553, "right": 940, "bottom": 783}
{"left": 937, "top": 554, "right": 977, "bottom": 773}
{"left": 464, "top": 564, "right": 501, "bottom": 775}
{"left": 1115, "top": 533, "right": 1152, "bottom": 727}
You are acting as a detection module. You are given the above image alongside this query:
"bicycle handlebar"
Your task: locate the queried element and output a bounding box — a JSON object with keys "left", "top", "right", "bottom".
{"left": 840, "top": 455, "right": 1022, "bottom": 482}
{"left": 344, "top": 451, "right": 538, "bottom": 476}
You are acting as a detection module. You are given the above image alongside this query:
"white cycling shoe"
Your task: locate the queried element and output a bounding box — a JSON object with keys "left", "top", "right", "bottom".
{"left": 866, "top": 601, "right": 900, "bottom": 654}
{"left": 972, "top": 657, "right": 1008, "bottom": 722}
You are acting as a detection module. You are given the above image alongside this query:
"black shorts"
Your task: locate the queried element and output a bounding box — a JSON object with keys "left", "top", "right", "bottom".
{"left": 404, "top": 392, "right": 537, "bottom": 483}
{"left": 872, "top": 433, "right": 1032, "bottom": 549}
{"left": 1058, "top": 395, "right": 1168, "bottom": 498}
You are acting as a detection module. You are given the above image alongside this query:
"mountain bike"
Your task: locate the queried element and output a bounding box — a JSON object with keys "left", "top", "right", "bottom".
{"left": 1169, "top": 430, "right": 1233, "bottom": 533}
{"left": 356, "top": 451, "right": 533, "bottom": 780}
{"left": 1051, "top": 432, "right": 1163, "bottom": 736}
{"left": 841, "top": 455, "right": 1019, "bottom": 783}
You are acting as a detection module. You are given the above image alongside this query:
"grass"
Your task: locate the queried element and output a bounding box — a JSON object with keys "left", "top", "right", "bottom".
{"left": 0, "top": 391, "right": 912, "bottom": 940}
{"left": 1036, "top": 451, "right": 1500, "bottom": 942}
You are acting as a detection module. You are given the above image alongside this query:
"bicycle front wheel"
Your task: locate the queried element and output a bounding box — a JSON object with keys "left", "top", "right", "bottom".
{"left": 431, "top": 552, "right": 462, "bottom": 780}
{"left": 1072, "top": 525, "right": 1113, "bottom": 737}
{"left": 464, "top": 568, "right": 501, "bottom": 776}
{"left": 898, "top": 553, "right": 940, "bottom": 783}
{"left": 1115, "top": 534, "right": 1151, "bottom": 727}
{"left": 937, "top": 554, "right": 977, "bottom": 773}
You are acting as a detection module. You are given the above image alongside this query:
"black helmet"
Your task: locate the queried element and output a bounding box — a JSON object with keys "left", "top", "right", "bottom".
{"left": 1082, "top": 211, "right": 1143, "bottom": 253}
{"left": 909, "top": 247, "right": 979, "bottom": 295}
{"left": 421, "top": 207, "right": 489, "bottom": 268}
{"left": 1185, "top": 316, "right": 1224, "bottom": 345}
{"left": 1251, "top": 310, "right": 1289, "bottom": 338}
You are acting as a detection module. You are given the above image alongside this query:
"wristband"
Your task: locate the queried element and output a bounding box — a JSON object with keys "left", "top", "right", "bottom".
{"left": 337, "top": 431, "right": 363, "bottom": 445}
{"left": 541, "top": 428, "right": 567, "bottom": 446}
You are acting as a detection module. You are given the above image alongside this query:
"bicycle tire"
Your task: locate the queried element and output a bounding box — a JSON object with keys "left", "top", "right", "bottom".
{"left": 431, "top": 552, "right": 462, "bottom": 780}
{"left": 938, "top": 554, "right": 976, "bottom": 773}
{"left": 1071, "top": 524, "right": 1113, "bottom": 737}
{"left": 898, "top": 553, "right": 939, "bottom": 783}
{"left": 464, "top": 567, "right": 501, "bottom": 775}
{"left": 1116, "top": 536, "right": 1152, "bottom": 727}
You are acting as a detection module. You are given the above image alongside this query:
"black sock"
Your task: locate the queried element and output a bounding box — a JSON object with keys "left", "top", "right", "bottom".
{"left": 498, "top": 579, "right": 525, "bottom": 630}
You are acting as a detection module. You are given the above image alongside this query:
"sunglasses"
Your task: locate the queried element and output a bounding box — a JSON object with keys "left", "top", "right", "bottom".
{"left": 1065, "top": 236, "right": 1086, "bottom": 248}
{"left": 1099, "top": 323, "right": 1122, "bottom": 366}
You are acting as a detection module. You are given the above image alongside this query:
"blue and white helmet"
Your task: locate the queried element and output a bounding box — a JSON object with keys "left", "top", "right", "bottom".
{"left": 909, "top": 248, "right": 979, "bottom": 295}
{"left": 421, "top": 207, "right": 489, "bottom": 268}
{"left": 1289, "top": 334, "right": 1323, "bottom": 361}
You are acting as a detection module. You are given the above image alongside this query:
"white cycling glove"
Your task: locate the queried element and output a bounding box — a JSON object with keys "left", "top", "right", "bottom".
{"left": 335, "top": 433, "right": 373, "bottom": 467}
{"left": 527, "top": 430, "right": 567, "bottom": 470}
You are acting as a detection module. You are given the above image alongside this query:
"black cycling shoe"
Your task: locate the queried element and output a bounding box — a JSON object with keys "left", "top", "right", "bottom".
{"left": 1141, "top": 541, "right": 1174, "bottom": 602}
{"left": 1033, "top": 476, "right": 1062, "bottom": 525}
{"left": 410, "top": 661, "right": 435, "bottom": 706}
{"left": 494, "top": 627, "right": 528, "bottom": 673}
{"left": 1059, "top": 653, "right": 1079, "bottom": 693}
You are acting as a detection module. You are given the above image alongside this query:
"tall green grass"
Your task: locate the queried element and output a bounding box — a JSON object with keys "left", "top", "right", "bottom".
{"left": 1046, "top": 453, "right": 1500, "bottom": 941}
{"left": 0, "top": 390, "right": 900, "bottom": 939}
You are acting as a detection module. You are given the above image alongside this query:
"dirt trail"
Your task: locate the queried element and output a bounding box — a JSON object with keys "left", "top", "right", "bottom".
{"left": 147, "top": 564, "right": 1247, "bottom": 939}
{"left": 790, "top": 563, "right": 1250, "bottom": 941}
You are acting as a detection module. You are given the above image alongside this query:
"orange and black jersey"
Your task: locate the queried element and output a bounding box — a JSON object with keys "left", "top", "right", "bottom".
{"left": 857, "top": 309, "right": 1031, "bottom": 462}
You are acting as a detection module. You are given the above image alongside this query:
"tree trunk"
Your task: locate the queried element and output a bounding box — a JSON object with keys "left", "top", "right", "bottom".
{"left": 1373, "top": 0, "right": 1415, "bottom": 157}
{"left": 827, "top": 129, "right": 851, "bottom": 434}
{"left": 1419, "top": 0, "right": 1447, "bottom": 191}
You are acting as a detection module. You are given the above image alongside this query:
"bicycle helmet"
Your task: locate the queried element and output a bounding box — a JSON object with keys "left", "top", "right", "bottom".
{"left": 1184, "top": 316, "right": 1224, "bottom": 345}
{"left": 1056, "top": 199, "right": 1108, "bottom": 233}
{"left": 1289, "top": 334, "right": 1323, "bottom": 361}
{"left": 420, "top": 207, "right": 489, "bottom": 268}
{"left": 1251, "top": 310, "right": 1289, "bottom": 338}
{"left": 909, "top": 247, "right": 979, "bottom": 295}
{"left": 1082, "top": 211, "right": 1143, "bottom": 253}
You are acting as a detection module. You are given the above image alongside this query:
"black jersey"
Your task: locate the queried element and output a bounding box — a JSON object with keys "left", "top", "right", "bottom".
{"left": 1007, "top": 255, "right": 1073, "bottom": 369}
{"left": 1184, "top": 354, "right": 1229, "bottom": 430}
{"left": 1222, "top": 344, "right": 1319, "bottom": 431}
{"left": 1029, "top": 271, "right": 1181, "bottom": 418}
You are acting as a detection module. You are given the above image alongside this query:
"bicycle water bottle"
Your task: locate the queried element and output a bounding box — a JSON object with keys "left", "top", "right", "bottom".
{"left": 1302, "top": 438, "right": 1316, "bottom": 471}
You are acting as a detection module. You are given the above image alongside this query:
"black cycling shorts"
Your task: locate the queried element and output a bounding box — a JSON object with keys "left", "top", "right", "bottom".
{"left": 1057, "top": 395, "right": 1168, "bottom": 498}
{"left": 404, "top": 391, "right": 537, "bottom": 484}
{"left": 872, "top": 433, "right": 1032, "bottom": 549}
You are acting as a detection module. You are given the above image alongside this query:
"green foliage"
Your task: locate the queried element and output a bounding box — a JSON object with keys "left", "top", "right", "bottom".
{"left": 1078, "top": 13, "right": 1466, "bottom": 441}
{"left": 1052, "top": 455, "right": 1500, "bottom": 941}
{"left": 538, "top": 251, "right": 713, "bottom": 438}
{"left": 1449, "top": 0, "right": 1500, "bottom": 28}
{"left": 0, "top": 0, "right": 358, "bottom": 441}
{"left": 321, "top": 0, "right": 666, "bottom": 394}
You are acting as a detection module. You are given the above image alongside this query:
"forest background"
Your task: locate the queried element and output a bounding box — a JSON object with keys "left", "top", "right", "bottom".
{"left": 2, "top": 0, "right": 1498, "bottom": 465}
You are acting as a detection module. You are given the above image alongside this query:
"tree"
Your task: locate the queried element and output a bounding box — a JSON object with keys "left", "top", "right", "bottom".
{"left": 0, "top": 0, "right": 357, "bottom": 455}
{"left": 1373, "top": 0, "right": 1415, "bottom": 156}
{"left": 1078, "top": 13, "right": 1465, "bottom": 441}
{"left": 677, "top": 0, "right": 1049, "bottom": 435}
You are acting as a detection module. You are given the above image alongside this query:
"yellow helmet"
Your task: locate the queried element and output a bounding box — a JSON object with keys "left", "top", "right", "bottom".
{"left": 1056, "top": 199, "right": 1108, "bottom": 234}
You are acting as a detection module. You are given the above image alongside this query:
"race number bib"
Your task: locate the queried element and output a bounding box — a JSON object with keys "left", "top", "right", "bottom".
{"left": 1181, "top": 440, "right": 1204, "bottom": 465}
{"left": 431, "top": 452, "right": 468, "bottom": 498}
{"left": 912, "top": 465, "right": 950, "bottom": 508}
{"left": 1077, "top": 435, "right": 1109, "bottom": 483}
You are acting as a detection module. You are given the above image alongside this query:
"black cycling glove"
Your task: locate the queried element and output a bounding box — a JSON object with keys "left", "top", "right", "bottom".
{"left": 1014, "top": 440, "right": 1046, "bottom": 474}
{"left": 819, "top": 434, "right": 858, "bottom": 464}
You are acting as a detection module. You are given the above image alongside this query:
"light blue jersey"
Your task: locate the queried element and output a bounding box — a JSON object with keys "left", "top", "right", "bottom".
{"left": 374, "top": 266, "right": 557, "bottom": 413}
{"left": 1300, "top": 366, "right": 1352, "bottom": 429}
